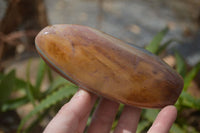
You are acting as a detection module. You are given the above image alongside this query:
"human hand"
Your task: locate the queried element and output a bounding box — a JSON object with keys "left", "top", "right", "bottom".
{"left": 43, "top": 89, "right": 177, "bottom": 133}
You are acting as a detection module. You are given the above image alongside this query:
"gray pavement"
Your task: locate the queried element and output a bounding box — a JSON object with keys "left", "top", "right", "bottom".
{"left": 1, "top": 0, "right": 200, "bottom": 65}
{"left": 44, "top": 0, "right": 200, "bottom": 65}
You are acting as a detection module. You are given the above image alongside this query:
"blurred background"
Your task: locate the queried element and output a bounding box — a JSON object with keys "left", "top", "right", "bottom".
{"left": 0, "top": 0, "right": 200, "bottom": 133}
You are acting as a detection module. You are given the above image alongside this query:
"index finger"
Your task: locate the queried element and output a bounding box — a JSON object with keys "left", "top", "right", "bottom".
{"left": 147, "top": 105, "right": 177, "bottom": 133}
{"left": 43, "top": 89, "right": 98, "bottom": 133}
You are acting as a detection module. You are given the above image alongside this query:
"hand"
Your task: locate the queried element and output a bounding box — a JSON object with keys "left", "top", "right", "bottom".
{"left": 43, "top": 89, "right": 177, "bottom": 133}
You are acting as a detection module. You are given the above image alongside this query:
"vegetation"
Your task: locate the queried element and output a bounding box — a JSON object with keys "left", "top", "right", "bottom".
{"left": 141, "top": 27, "right": 200, "bottom": 133}
{"left": 0, "top": 27, "right": 200, "bottom": 133}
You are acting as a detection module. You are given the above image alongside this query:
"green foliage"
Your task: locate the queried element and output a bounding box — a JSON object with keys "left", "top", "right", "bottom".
{"left": 0, "top": 59, "right": 78, "bottom": 133}
{"left": 174, "top": 52, "right": 200, "bottom": 111}
{"left": 183, "top": 62, "right": 200, "bottom": 91}
{"left": 179, "top": 91, "right": 200, "bottom": 110}
{"left": 0, "top": 71, "right": 30, "bottom": 112}
{"left": 175, "top": 51, "right": 187, "bottom": 77}
{"left": 143, "top": 109, "right": 159, "bottom": 122}
{"left": 17, "top": 84, "right": 78, "bottom": 133}
{"left": 35, "top": 59, "right": 47, "bottom": 95}
{"left": 0, "top": 70, "right": 15, "bottom": 104}
{"left": 145, "top": 27, "right": 169, "bottom": 53}
{"left": 136, "top": 120, "right": 150, "bottom": 133}
{"left": 170, "top": 124, "right": 185, "bottom": 133}
{"left": 144, "top": 27, "right": 200, "bottom": 133}
{"left": 0, "top": 27, "right": 199, "bottom": 133}
{"left": 1, "top": 96, "right": 29, "bottom": 112}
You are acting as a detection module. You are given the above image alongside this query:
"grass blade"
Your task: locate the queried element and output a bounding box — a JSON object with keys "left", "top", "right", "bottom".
{"left": 26, "top": 59, "right": 36, "bottom": 106}
{"left": 146, "top": 27, "right": 169, "bottom": 54}
{"left": 26, "top": 83, "right": 36, "bottom": 106}
{"left": 175, "top": 51, "right": 186, "bottom": 77}
{"left": 35, "top": 59, "right": 47, "bottom": 95}
{"left": 183, "top": 62, "right": 200, "bottom": 90}
{"left": 156, "top": 39, "right": 173, "bottom": 55}
{"left": 47, "top": 66, "right": 53, "bottom": 82}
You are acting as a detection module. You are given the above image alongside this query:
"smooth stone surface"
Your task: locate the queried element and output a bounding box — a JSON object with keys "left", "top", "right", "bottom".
{"left": 35, "top": 24, "right": 183, "bottom": 108}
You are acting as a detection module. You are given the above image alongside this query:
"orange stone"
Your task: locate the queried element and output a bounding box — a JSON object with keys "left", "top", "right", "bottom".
{"left": 35, "top": 24, "right": 183, "bottom": 108}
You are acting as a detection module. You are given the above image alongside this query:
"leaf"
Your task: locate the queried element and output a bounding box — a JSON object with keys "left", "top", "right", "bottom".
{"left": 170, "top": 123, "right": 199, "bottom": 133}
{"left": 14, "top": 78, "right": 27, "bottom": 90}
{"left": 175, "top": 51, "right": 186, "bottom": 77}
{"left": 1, "top": 96, "right": 29, "bottom": 112}
{"left": 47, "top": 66, "right": 53, "bottom": 82}
{"left": 146, "top": 27, "right": 169, "bottom": 54}
{"left": 170, "top": 124, "right": 185, "bottom": 133}
{"left": 0, "top": 73, "right": 4, "bottom": 80}
{"left": 156, "top": 39, "right": 173, "bottom": 55}
{"left": 17, "top": 84, "right": 78, "bottom": 133}
{"left": 0, "top": 70, "right": 15, "bottom": 104}
{"left": 35, "top": 59, "right": 47, "bottom": 95}
{"left": 23, "top": 108, "right": 50, "bottom": 133}
{"left": 180, "top": 91, "right": 200, "bottom": 109}
{"left": 183, "top": 62, "right": 200, "bottom": 90}
{"left": 42, "top": 76, "right": 73, "bottom": 97}
{"left": 136, "top": 120, "right": 150, "bottom": 133}
{"left": 143, "top": 109, "right": 159, "bottom": 122}
{"left": 25, "top": 59, "right": 36, "bottom": 106}
{"left": 26, "top": 82, "right": 36, "bottom": 106}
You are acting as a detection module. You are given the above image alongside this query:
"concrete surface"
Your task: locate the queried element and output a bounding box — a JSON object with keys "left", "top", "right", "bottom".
{"left": 0, "top": 0, "right": 200, "bottom": 65}
{"left": 44, "top": 0, "right": 200, "bottom": 65}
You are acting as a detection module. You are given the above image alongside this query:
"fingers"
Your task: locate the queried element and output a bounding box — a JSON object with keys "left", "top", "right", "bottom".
{"left": 147, "top": 105, "right": 177, "bottom": 133}
{"left": 87, "top": 98, "right": 120, "bottom": 133}
{"left": 44, "top": 89, "right": 177, "bottom": 133}
{"left": 43, "top": 89, "right": 97, "bottom": 133}
{"left": 114, "top": 105, "right": 141, "bottom": 133}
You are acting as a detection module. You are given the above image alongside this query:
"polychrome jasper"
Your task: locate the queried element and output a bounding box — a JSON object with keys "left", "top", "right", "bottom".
{"left": 35, "top": 24, "right": 183, "bottom": 108}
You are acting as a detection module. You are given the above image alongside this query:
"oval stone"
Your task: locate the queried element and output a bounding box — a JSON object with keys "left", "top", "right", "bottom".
{"left": 35, "top": 24, "right": 183, "bottom": 108}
